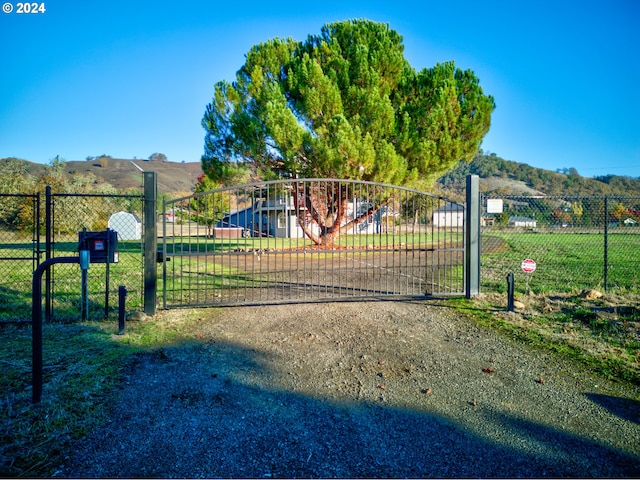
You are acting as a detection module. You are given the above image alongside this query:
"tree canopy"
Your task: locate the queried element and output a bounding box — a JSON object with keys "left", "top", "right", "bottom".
{"left": 202, "top": 19, "right": 494, "bottom": 187}
{"left": 201, "top": 19, "right": 495, "bottom": 245}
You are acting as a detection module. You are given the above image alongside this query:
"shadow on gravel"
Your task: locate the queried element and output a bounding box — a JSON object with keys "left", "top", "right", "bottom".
{"left": 58, "top": 341, "right": 640, "bottom": 479}
{"left": 586, "top": 393, "right": 640, "bottom": 424}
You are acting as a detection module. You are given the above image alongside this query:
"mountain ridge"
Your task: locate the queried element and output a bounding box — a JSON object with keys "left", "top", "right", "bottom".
{"left": 3, "top": 154, "right": 639, "bottom": 199}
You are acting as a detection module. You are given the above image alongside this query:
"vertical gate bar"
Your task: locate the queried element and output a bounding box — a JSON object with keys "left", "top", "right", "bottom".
{"left": 384, "top": 184, "right": 388, "bottom": 294}
{"left": 301, "top": 181, "right": 307, "bottom": 301}
{"left": 445, "top": 199, "right": 450, "bottom": 294}
{"left": 240, "top": 187, "right": 245, "bottom": 303}
{"left": 336, "top": 181, "right": 341, "bottom": 298}
{"left": 435, "top": 198, "right": 440, "bottom": 295}
{"left": 420, "top": 192, "right": 424, "bottom": 294}
{"left": 276, "top": 183, "right": 281, "bottom": 300}
{"left": 202, "top": 194, "right": 208, "bottom": 303}
{"left": 199, "top": 194, "right": 205, "bottom": 303}
{"left": 403, "top": 187, "right": 408, "bottom": 294}
{"left": 324, "top": 180, "right": 329, "bottom": 298}
{"left": 438, "top": 198, "right": 444, "bottom": 295}
{"left": 164, "top": 199, "right": 169, "bottom": 306}
{"left": 350, "top": 181, "right": 354, "bottom": 297}
{"left": 263, "top": 185, "right": 269, "bottom": 301}
{"left": 604, "top": 196, "right": 609, "bottom": 292}
{"left": 357, "top": 185, "right": 364, "bottom": 295}
{"left": 378, "top": 184, "right": 383, "bottom": 295}
{"left": 261, "top": 185, "right": 267, "bottom": 302}
{"left": 173, "top": 201, "right": 179, "bottom": 305}
{"left": 364, "top": 181, "right": 369, "bottom": 295}
{"left": 214, "top": 191, "right": 218, "bottom": 303}
{"left": 319, "top": 179, "right": 323, "bottom": 299}
{"left": 410, "top": 189, "right": 415, "bottom": 294}
{"left": 269, "top": 184, "right": 274, "bottom": 301}
{"left": 298, "top": 182, "right": 303, "bottom": 300}
{"left": 336, "top": 181, "right": 340, "bottom": 297}
{"left": 308, "top": 180, "right": 313, "bottom": 300}
{"left": 162, "top": 197, "right": 167, "bottom": 309}
{"left": 366, "top": 182, "right": 371, "bottom": 296}
{"left": 240, "top": 187, "right": 246, "bottom": 303}
{"left": 191, "top": 200, "right": 197, "bottom": 304}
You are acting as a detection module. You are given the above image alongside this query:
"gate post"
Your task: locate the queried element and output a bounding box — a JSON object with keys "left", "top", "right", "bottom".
{"left": 465, "top": 175, "right": 481, "bottom": 298}
{"left": 143, "top": 172, "right": 157, "bottom": 316}
{"left": 45, "top": 186, "right": 52, "bottom": 321}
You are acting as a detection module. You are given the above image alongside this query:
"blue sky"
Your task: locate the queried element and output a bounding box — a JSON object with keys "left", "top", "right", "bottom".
{"left": 1, "top": 0, "right": 638, "bottom": 178}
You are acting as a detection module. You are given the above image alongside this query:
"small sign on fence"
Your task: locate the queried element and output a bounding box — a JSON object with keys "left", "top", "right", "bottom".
{"left": 521, "top": 259, "right": 537, "bottom": 273}
{"left": 486, "top": 198, "right": 504, "bottom": 213}
{"left": 521, "top": 258, "right": 536, "bottom": 294}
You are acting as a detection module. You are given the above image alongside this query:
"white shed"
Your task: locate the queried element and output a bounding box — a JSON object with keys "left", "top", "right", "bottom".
{"left": 108, "top": 211, "right": 142, "bottom": 240}
{"left": 432, "top": 202, "right": 464, "bottom": 228}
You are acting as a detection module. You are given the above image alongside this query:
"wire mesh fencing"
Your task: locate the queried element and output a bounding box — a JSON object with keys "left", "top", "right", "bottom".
{"left": 0, "top": 191, "right": 144, "bottom": 323}
{"left": 481, "top": 195, "right": 640, "bottom": 295}
{"left": 0, "top": 193, "right": 40, "bottom": 322}
{"left": 48, "top": 193, "right": 145, "bottom": 322}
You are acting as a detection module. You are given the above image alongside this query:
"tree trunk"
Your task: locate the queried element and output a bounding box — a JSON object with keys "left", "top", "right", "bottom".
{"left": 292, "top": 181, "right": 386, "bottom": 248}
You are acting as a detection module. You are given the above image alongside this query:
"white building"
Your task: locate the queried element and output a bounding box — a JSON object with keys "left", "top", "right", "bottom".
{"left": 108, "top": 211, "right": 142, "bottom": 240}
{"left": 432, "top": 202, "right": 464, "bottom": 228}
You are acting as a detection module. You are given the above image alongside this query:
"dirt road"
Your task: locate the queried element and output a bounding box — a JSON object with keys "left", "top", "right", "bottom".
{"left": 56, "top": 300, "right": 640, "bottom": 478}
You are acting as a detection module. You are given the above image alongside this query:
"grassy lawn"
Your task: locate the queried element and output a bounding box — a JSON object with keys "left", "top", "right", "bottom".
{"left": 481, "top": 231, "right": 640, "bottom": 294}
{"left": 449, "top": 293, "right": 640, "bottom": 386}
{"left": 160, "top": 230, "right": 463, "bottom": 254}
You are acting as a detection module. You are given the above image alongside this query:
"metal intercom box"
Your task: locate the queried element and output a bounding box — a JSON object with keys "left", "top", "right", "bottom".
{"left": 78, "top": 229, "right": 118, "bottom": 263}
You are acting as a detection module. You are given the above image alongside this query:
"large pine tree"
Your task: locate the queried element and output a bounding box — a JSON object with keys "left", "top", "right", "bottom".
{"left": 202, "top": 19, "right": 495, "bottom": 245}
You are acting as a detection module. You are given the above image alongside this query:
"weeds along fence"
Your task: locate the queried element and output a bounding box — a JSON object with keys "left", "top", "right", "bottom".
{"left": 0, "top": 189, "right": 144, "bottom": 323}
{"left": 481, "top": 194, "right": 640, "bottom": 295}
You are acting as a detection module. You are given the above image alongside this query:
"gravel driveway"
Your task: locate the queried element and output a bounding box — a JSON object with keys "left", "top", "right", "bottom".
{"left": 55, "top": 300, "right": 640, "bottom": 478}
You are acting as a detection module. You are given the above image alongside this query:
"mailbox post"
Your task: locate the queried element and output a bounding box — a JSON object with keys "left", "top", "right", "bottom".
{"left": 78, "top": 229, "right": 118, "bottom": 319}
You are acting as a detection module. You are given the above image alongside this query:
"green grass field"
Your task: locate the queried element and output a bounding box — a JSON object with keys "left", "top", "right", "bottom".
{"left": 482, "top": 231, "right": 639, "bottom": 294}
{"left": 0, "top": 229, "right": 637, "bottom": 321}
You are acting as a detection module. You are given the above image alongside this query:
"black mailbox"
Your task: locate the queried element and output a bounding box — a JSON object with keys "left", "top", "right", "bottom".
{"left": 78, "top": 229, "right": 118, "bottom": 263}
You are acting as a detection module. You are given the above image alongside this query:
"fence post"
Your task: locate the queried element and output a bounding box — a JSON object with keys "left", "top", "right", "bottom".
{"left": 604, "top": 196, "right": 608, "bottom": 292}
{"left": 465, "top": 175, "right": 481, "bottom": 298}
{"left": 32, "top": 256, "right": 80, "bottom": 403}
{"left": 45, "top": 186, "right": 52, "bottom": 321}
{"left": 143, "top": 172, "right": 157, "bottom": 316}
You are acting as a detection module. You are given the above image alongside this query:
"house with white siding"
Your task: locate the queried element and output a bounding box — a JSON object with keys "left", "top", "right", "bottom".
{"left": 432, "top": 202, "right": 464, "bottom": 228}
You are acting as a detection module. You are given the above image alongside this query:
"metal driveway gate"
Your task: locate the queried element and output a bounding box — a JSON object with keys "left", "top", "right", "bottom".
{"left": 161, "top": 179, "right": 466, "bottom": 307}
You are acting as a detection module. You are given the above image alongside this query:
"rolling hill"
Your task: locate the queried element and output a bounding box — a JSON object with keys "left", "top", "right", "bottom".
{"left": 3, "top": 153, "right": 640, "bottom": 199}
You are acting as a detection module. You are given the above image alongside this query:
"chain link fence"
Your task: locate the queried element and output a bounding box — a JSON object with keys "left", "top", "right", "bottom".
{"left": 481, "top": 195, "right": 640, "bottom": 295}
{"left": 0, "top": 191, "right": 144, "bottom": 323}
{"left": 3, "top": 187, "right": 639, "bottom": 323}
{"left": 0, "top": 193, "right": 40, "bottom": 322}
{"left": 48, "top": 192, "right": 145, "bottom": 322}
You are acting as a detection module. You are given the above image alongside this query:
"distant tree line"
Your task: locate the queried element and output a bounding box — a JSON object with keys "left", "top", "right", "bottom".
{"left": 0, "top": 157, "right": 140, "bottom": 234}
{"left": 438, "top": 151, "right": 640, "bottom": 198}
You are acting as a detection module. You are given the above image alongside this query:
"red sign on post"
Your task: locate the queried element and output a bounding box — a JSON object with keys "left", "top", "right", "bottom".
{"left": 521, "top": 259, "right": 537, "bottom": 273}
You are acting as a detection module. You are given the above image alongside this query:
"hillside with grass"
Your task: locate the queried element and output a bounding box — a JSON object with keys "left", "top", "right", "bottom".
{"left": 0, "top": 156, "right": 203, "bottom": 196}
{"left": 438, "top": 151, "right": 640, "bottom": 201}
{"left": 2, "top": 152, "right": 639, "bottom": 199}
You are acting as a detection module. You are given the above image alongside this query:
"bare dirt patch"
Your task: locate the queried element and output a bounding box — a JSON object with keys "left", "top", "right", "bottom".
{"left": 56, "top": 300, "right": 640, "bottom": 478}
